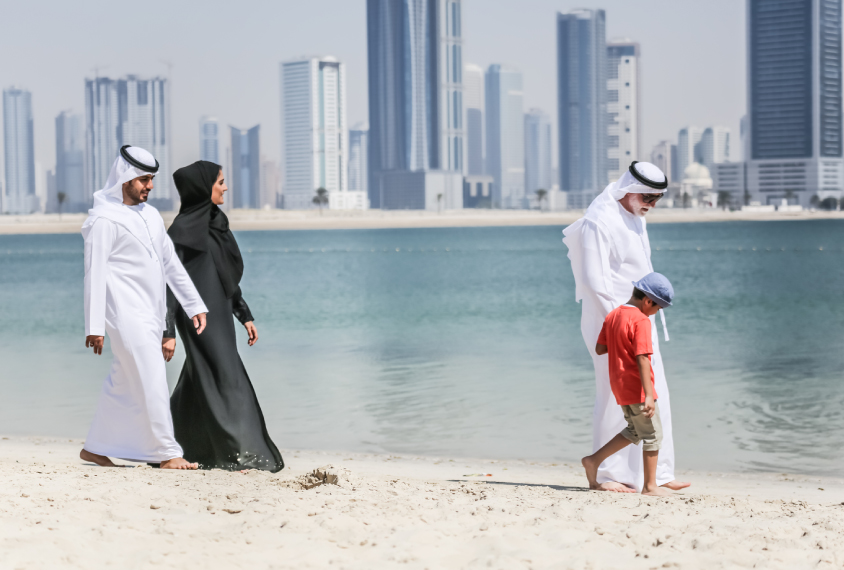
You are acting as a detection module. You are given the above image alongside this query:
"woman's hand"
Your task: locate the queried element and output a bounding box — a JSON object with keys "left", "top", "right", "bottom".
{"left": 162, "top": 337, "right": 176, "bottom": 362}
{"left": 244, "top": 321, "right": 258, "bottom": 346}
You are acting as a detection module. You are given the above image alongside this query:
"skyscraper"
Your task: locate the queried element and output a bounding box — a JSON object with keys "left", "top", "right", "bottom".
{"left": 199, "top": 116, "right": 219, "bottom": 163}
{"left": 85, "top": 76, "right": 172, "bottom": 209}
{"left": 606, "top": 40, "right": 640, "bottom": 182}
{"left": 557, "top": 8, "right": 607, "bottom": 202}
{"left": 699, "top": 126, "right": 731, "bottom": 170}
{"left": 55, "top": 111, "right": 86, "bottom": 212}
{"left": 650, "top": 140, "right": 675, "bottom": 183}
{"left": 677, "top": 126, "right": 703, "bottom": 178}
{"left": 2, "top": 87, "right": 37, "bottom": 214}
{"left": 524, "top": 108, "right": 552, "bottom": 197}
{"left": 366, "top": 0, "right": 465, "bottom": 209}
{"left": 747, "top": 0, "right": 842, "bottom": 207}
{"left": 230, "top": 125, "right": 260, "bottom": 209}
{"left": 485, "top": 64, "right": 524, "bottom": 208}
{"left": 747, "top": 0, "right": 844, "bottom": 207}
{"left": 280, "top": 56, "right": 349, "bottom": 209}
{"left": 349, "top": 124, "right": 369, "bottom": 195}
{"left": 464, "top": 62, "right": 485, "bottom": 176}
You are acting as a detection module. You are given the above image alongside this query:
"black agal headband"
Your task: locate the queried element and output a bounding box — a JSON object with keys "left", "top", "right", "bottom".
{"left": 120, "top": 145, "right": 159, "bottom": 174}
{"left": 629, "top": 161, "right": 667, "bottom": 190}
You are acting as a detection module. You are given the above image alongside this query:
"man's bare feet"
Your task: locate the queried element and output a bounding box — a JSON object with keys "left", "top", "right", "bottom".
{"left": 160, "top": 457, "right": 198, "bottom": 470}
{"left": 581, "top": 456, "right": 636, "bottom": 493}
{"left": 80, "top": 449, "right": 117, "bottom": 467}
{"left": 643, "top": 486, "right": 673, "bottom": 497}
{"left": 662, "top": 480, "right": 691, "bottom": 491}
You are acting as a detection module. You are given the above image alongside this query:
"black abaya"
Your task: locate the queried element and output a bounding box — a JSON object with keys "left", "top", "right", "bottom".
{"left": 165, "top": 161, "right": 283, "bottom": 472}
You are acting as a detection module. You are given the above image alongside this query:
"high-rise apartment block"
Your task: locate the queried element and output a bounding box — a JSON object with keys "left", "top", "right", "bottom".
{"left": 606, "top": 41, "right": 640, "bottom": 182}
{"left": 230, "top": 125, "right": 260, "bottom": 209}
{"left": 699, "top": 126, "right": 731, "bottom": 170}
{"left": 650, "top": 140, "right": 675, "bottom": 184}
{"left": 281, "top": 56, "right": 353, "bottom": 209}
{"left": 524, "top": 108, "right": 552, "bottom": 196}
{"left": 85, "top": 76, "right": 172, "bottom": 210}
{"left": 366, "top": 0, "right": 464, "bottom": 210}
{"left": 348, "top": 125, "right": 370, "bottom": 209}
{"left": 747, "top": 0, "right": 843, "bottom": 206}
{"left": 2, "top": 87, "right": 37, "bottom": 214}
{"left": 200, "top": 116, "right": 219, "bottom": 163}
{"left": 464, "top": 63, "right": 485, "bottom": 176}
{"left": 485, "top": 64, "right": 524, "bottom": 208}
{"left": 677, "top": 126, "right": 703, "bottom": 180}
{"left": 55, "top": 111, "right": 86, "bottom": 213}
{"left": 557, "top": 9, "right": 607, "bottom": 208}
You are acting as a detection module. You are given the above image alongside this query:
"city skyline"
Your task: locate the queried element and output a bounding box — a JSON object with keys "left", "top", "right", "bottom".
{"left": 0, "top": 0, "right": 745, "bottom": 186}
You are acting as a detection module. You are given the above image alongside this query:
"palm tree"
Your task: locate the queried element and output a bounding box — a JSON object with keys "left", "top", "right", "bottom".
{"left": 437, "top": 193, "right": 443, "bottom": 213}
{"left": 535, "top": 189, "right": 548, "bottom": 211}
{"left": 717, "top": 191, "right": 731, "bottom": 211}
{"left": 682, "top": 192, "right": 691, "bottom": 209}
{"left": 312, "top": 187, "right": 328, "bottom": 215}
{"left": 57, "top": 192, "right": 67, "bottom": 221}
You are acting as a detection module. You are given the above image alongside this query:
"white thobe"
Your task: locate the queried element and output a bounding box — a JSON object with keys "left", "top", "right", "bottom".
{"left": 563, "top": 195, "right": 675, "bottom": 491}
{"left": 83, "top": 203, "right": 207, "bottom": 462}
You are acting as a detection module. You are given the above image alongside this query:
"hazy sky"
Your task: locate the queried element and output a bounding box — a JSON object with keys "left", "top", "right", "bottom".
{"left": 1, "top": 0, "right": 746, "bottom": 176}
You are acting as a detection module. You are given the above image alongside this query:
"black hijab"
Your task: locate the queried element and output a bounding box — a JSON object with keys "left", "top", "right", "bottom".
{"left": 169, "top": 161, "right": 244, "bottom": 299}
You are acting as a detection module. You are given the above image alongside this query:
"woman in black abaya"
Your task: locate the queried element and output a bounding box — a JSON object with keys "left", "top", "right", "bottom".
{"left": 162, "top": 161, "right": 283, "bottom": 472}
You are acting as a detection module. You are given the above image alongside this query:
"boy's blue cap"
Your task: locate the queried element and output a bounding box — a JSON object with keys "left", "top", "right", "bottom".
{"left": 632, "top": 272, "right": 674, "bottom": 308}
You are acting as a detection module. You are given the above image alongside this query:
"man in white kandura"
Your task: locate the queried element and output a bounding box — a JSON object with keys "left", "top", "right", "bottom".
{"left": 563, "top": 161, "right": 690, "bottom": 492}
{"left": 81, "top": 145, "right": 208, "bottom": 470}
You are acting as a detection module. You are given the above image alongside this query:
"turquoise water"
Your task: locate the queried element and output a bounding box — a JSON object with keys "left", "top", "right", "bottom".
{"left": 2, "top": 222, "right": 844, "bottom": 475}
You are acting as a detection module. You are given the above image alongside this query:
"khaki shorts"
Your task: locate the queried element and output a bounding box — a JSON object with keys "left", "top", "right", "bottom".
{"left": 620, "top": 401, "right": 663, "bottom": 451}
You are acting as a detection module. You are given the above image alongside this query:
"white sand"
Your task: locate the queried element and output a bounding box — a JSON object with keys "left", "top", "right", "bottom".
{"left": 2, "top": 208, "right": 843, "bottom": 235}
{"left": 2, "top": 437, "right": 843, "bottom": 569}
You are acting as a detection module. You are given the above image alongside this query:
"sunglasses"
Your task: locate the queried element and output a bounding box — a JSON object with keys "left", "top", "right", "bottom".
{"left": 641, "top": 193, "right": 663, "bottom": 205}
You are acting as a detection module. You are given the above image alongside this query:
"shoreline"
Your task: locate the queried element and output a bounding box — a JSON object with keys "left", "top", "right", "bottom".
{"left": 3, "top": 436, "right": 844, "bottom": 568}
{"left": 1, "top": 207, "right": 843, "bottom": 235}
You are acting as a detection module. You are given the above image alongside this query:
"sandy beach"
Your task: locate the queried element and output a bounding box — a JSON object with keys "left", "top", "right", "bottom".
{"left": 2, "top": 437, "right": 843, "bottom": 569}
{"left": 2, "top": 208, "right": 844, "bottom": 235}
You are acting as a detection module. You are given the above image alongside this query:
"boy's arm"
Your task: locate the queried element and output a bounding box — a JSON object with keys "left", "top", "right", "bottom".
{"left": 595, "top": 343, "right": 608, "bottom": 355}
{"left": 636, "top": 354, "right": 655, "bottom": 418}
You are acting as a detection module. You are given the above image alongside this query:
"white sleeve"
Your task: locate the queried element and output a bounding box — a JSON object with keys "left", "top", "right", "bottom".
{"left": 580, "top": 220, "right": 616, "bottom": 319}
{"left": 161, "top": 233, "right": 208, "bottom": 318}
{"left": 84, "top": 220, "right": 115, "bottom": 336}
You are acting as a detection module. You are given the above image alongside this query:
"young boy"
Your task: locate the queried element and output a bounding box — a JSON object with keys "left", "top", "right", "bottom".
{"left": 581, "top": 272, "right": 675, "bottom": 497}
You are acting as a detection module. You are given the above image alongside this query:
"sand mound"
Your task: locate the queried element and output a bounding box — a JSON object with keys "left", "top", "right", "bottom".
{"left": 280, "top": 464, "right": 352, "bottom": 490}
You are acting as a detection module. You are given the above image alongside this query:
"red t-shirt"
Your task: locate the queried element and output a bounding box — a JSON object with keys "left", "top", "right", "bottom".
{"left": 597, "top": 305, "right": 657, "bottom": 406}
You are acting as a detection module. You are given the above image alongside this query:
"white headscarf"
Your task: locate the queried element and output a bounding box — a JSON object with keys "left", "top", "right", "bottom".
{"left": 81, "top": 147, "right": 159, "bottom": 245}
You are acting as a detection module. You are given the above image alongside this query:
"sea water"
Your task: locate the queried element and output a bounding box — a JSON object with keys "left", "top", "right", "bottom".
{"left": 2, "top": 221, "right": 843, "bottom": 475}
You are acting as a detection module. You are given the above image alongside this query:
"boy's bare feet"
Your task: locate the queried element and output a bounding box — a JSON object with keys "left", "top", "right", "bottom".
{"left": 581, "top": 456, "right": 636, "bottom": 493}
{"left": 80, "top": 449, "right": 117, "bottom": 467}
{"left": 643, "top": 486, "right": 673, "bottom": 497}
{"left": 662, "top": 480, "right": 691, "bottom": 490}
{"left": 160, "top": 457, "right": 198, "bottom": 470}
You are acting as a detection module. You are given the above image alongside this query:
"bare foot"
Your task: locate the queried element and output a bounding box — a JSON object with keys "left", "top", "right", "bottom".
{"left": 80, "top": 449, "right": 117, "bottom": 467}
{"left": 662, "top": 480, "right": 691, "bottom": 491}
{"left": 160, "top": 457, "right": 198, "bottom": 470}
{"left": 581, "top": 456, "right": 636, "bottom": 492}
{"left": 643, "top": 486, "right": 673, "bottom": 497}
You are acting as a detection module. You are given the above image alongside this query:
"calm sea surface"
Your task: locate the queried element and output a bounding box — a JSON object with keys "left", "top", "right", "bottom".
{"left": 1, "top": 221, "right": 844, "bottom": 475}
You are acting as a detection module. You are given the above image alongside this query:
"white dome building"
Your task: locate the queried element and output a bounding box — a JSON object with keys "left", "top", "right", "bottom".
{"left": 680, "top": 162, "right": 714, "bottom": 208}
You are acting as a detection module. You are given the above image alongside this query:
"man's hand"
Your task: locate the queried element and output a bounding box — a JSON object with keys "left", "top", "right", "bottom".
{"left": 244, "top": 321, "right": 258, "bottom": 346}
{"left": 192, "top": 313, "right": 207, "bottom": 335}
{"left": 85, "top": 335, "right": 104, "bottom": 356}
{"left": 162, "top": 338, "right": 176, "bottom": 362}
{"left": 642, "top": 395, "right": 655, "bottom": 419}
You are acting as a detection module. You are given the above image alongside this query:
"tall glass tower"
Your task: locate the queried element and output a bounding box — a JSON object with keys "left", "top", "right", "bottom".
{"left": 199, "top": 116, "right": 219, "bottom": 163}
{"left": 747, "top": 0, "right": 843, "bottom": 206}
{"left": 485, "top": 64, "right": 524, "bottom": 208}
{"left": 2, "top": 87, "right": 36, "bottom": 214}
{"left": 367, "top": 0, "right": 464, "bottom": 209}
{"left": 557, "top": 9, "right": 607, "bottom": 206}
{"left": 230, "top": 125, "right": 261, "bottom": 210}
{"left": 55, "top": 111, "right": 86, "bottom": 212}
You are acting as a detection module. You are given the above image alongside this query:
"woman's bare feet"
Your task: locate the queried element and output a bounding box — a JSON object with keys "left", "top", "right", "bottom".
{"left": 160, "top": 457, "right": 198, "bottom": 470}
{"left": 581, "top": 456, "right": 637, "bottom": 493}
{"left": 662, "top": 480, "right": 691, "bottom": 491}
{"left": 80, "top": 449, "right": 117, "bottom": 467}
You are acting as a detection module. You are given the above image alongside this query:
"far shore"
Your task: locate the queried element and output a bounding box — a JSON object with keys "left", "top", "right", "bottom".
{"left": 1, "top": 207, "right": 843, "bottom": 236}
